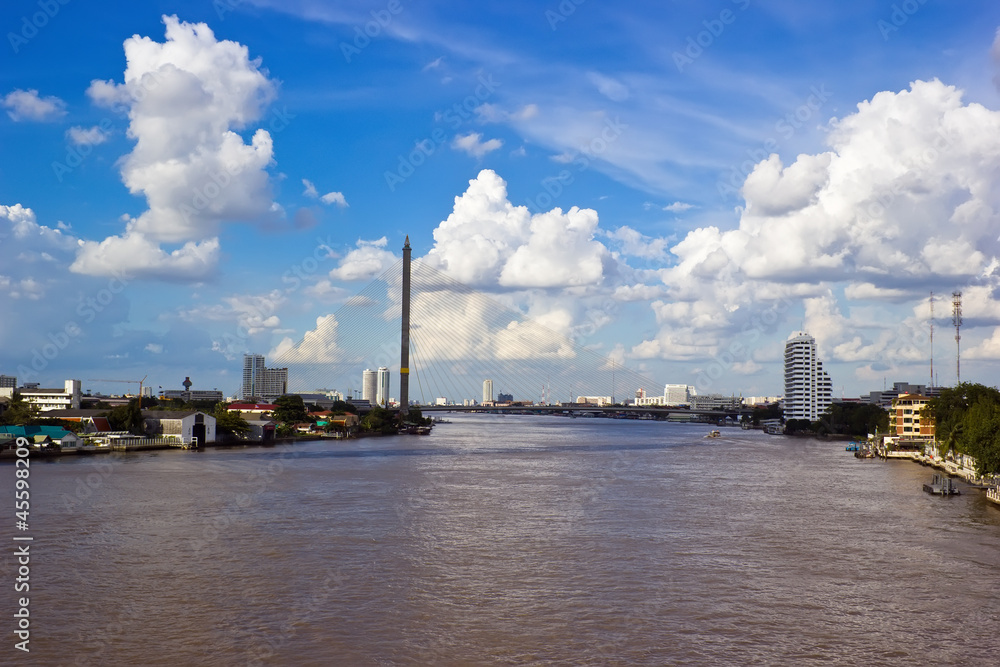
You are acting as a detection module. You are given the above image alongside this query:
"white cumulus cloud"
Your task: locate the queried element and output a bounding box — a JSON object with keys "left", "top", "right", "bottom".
{"left": 2, "top": 89, "right": 66, "bottom": 121}
{"left": 75, "top": 15, "right": 280, "bottom": 280}
{"left": 452, "top": 132, "right": 503, "bottom": 158}
{"left": 633, "top": 78, "right": 1000, "bottom": 369}
{"left": 424, "top": 169, "right": 610, "bottom": 289}
{"left": 320, "top": 191, "right": 348, "bottom": 207}
{"left": 329, "top": 237, "right": 397, "bottom": 281}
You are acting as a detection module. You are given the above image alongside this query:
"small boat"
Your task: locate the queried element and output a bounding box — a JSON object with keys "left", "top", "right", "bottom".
{"left": 706, "top": 430, "right": 721, "bottom": 438}
{"left": 923, "top": 473, "right": 960, "bottom": 496}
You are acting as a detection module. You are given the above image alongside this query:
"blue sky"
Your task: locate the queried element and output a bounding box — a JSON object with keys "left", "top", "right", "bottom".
{"left": 3, "top": 0, "right": 1000, "bottom": 402}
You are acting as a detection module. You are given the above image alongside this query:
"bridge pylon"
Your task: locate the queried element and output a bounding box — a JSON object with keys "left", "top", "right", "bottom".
{"left": 399, "top": 236, "right": 411, "bottom": 416}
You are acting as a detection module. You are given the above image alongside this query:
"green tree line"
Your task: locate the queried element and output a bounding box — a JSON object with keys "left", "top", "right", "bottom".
{"left": 923, "top": 383, "right": 1000, "bottom": 475}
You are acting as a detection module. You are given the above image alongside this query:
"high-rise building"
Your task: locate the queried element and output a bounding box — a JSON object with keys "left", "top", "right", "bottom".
{"left": 362, "top": 369, "right": 377, "bottom": 404}
{"left": 665, "top": 384, "right": 693, "bottom": 405}
{"left": 783, "top": 331, "right": 833, "bottom": 422}
{"left": 483, "top": 379, "right": 494, "bottom": 404}
{"left": 376, "top": 366, "right": 390, "bottom": 407}
{"left": 242, "top": 354, "right": 288, "bottom": 401}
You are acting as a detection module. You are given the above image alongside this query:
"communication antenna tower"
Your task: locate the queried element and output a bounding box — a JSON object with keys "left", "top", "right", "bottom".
{"left": 952, "top": 291, "right": 962, "bottom": 386}
{"left": 929, "top": 291, "right": 934, "bottom": 388}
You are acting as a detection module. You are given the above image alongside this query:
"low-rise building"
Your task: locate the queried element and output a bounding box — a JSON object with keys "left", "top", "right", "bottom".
{"left": 689, "top": 394, "right": 742, "bottom": 410}
{"left": 20, "top": 380, "right": 82, "bottom": 411}
{"left": 226, "top": 403, "right": 278, "bottom": 417}
{"left": 148, "top": 410, "right": 216, "bottom": 446}
{"left": 889, "top": 393, "right": 935, "bottom": 443}
{"left": 0, "top": 425, "right": 81, "bottom": 448}
{"left": 863, "top": 382, "right": 942, "bottom": 408}
{"left": 159, "top": 389, "right": 225, "bottom": 403}
{"left": 576, "top": 396, "right": 613, "bottom": 406}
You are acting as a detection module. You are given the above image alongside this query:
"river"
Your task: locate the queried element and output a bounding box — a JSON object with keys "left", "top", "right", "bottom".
{"left": 6, "top": 413, "right": 1000, "bottom": 665}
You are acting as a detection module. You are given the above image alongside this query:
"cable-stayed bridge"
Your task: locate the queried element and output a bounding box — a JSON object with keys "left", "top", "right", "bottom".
{"left": 272, "top": 238, "right": 730, "bottom": 416}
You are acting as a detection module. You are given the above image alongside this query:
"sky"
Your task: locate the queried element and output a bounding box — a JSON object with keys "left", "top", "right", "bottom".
{"left": 3, "top": 0, "right": 1000, "bottom": 402}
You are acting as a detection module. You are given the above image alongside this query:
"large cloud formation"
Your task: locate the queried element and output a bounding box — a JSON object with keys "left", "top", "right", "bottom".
{"left": 72, "top": 15, "right": 279, "bottom": 280}
{"left": 425, "top": 169, "right": 611, "bottom": 289}
{"left": 638, "top": 78, "right": 1000, "bottom": 373}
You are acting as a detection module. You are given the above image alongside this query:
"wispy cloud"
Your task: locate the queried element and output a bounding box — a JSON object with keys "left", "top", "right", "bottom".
{"left": 452, "top": 132, "right": 503, "bottom": 158}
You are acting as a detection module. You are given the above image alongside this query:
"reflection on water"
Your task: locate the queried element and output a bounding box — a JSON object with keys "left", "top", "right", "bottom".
{"left": 10, "top": 414, "right": 1000, "bottom": 665}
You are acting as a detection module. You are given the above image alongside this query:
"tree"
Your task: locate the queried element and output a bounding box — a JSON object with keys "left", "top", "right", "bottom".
{"left": 360, "top": 407, "right": 396, "bottom": 434}
{"left": 750, "top": 403, "right": 782, "bottom": 426}
{"left": 214, "top": 404, "right": 250, "bottom": 439}
{"left": 273, "top": 394, "right": 308, "bottom": 425}
{"left": 939, "top": 423, "right": 964, "bottom": 460}
{"left": 330, "top": 400, "right": 357, "bottom": 415}
{"left": 784, "top": 419, "right": 812, "bottom": 434}
{"left": 959, "top": 399, "right": 1000, "bottom": 475}
{"left": 924, "top": 383, "right": 1000, "bottom": 442}
{"left": 106, "top": 399, "right": 145, "bottom": 435}
{"left": 816, "top": 402, "right": 888, "bottom": 437}
{"left": 0, "top": 391, "right": 38, "bottom": 426}
{"left": 924, "top": 384, "right": 1000, "bottom": 475}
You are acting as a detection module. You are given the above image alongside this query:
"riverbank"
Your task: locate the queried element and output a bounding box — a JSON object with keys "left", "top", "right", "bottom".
{"left": 876, "top": 446, "right": 992, "bottom": 488}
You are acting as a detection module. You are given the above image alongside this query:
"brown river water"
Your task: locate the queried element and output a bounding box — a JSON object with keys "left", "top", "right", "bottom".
{"left": 5, "top": 413, "right": 1000, "bottom": 665}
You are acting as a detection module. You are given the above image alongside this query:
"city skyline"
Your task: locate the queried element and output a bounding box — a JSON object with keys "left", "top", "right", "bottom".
{"left": 4, "top": 2, "right": 1000, "bottom": 399}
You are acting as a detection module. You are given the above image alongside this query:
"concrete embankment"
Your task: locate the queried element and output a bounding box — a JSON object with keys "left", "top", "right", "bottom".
{"left": 880, "top": 449, "right": 984, "bottom": 485}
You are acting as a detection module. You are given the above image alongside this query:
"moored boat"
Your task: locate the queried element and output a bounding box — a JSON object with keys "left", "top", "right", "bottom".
{"left": 923, "top": 473, "right": 960, "bottom": 496}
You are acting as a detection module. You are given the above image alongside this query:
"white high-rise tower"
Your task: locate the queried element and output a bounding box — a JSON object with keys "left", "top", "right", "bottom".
{"left": 376, "top": 366, "right": 390, "bottom": 407}
{"left": 362, "top": 369, "right": 377, "bottom": 404}
{"left": 483, "top": 379, "right": 494, "bottom": 404}
{"left": 783, "top": 331, "right": 833, "bottom": 422}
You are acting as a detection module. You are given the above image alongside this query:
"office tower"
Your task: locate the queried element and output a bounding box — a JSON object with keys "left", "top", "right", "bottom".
{"left": 483, "top": 379, "right": 493, "bottom": 404}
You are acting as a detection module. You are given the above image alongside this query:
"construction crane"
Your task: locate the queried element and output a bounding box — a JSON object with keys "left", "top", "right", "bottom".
{"left": 87, "top": 375, "right": 148, "bottom": 399}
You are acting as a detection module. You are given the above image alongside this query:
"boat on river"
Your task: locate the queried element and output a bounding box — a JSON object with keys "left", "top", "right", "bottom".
{"left": 706, "top": 430, "right": 721, "bottom": 438}
{"left": 923, "top": 473, "right": 960, "bottom": 496}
